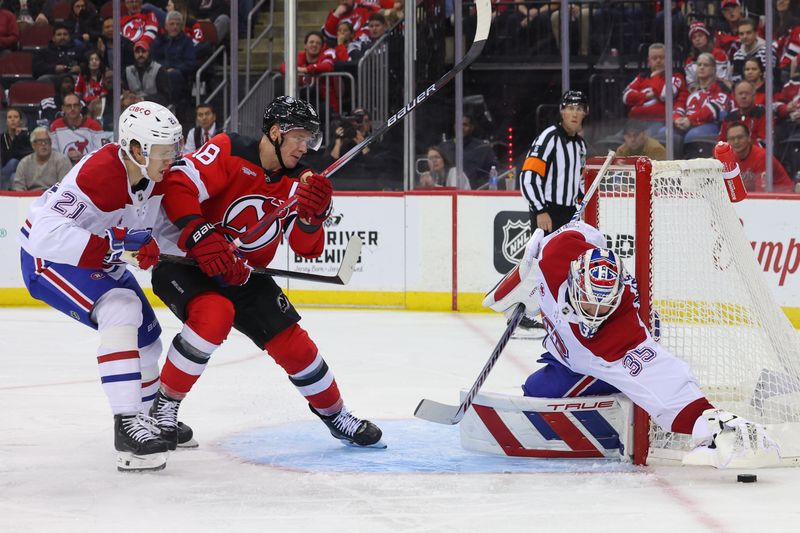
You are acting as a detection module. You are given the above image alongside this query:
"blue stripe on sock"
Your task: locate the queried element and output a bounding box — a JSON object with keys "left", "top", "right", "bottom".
{"left": 141, "top": 392, "right": 156, "bottom": 402}
{"left": 100, "top": 372, "right": 142, "bottom": 384}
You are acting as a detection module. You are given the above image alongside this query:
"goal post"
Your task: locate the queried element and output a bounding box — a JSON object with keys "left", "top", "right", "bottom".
{"left": 584, "top": 156, "right": 800, "bottom": 466}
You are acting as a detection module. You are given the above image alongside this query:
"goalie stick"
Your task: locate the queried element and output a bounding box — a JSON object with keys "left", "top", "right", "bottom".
{"left": 414, "top": 151, "right": 617, "bottom": 425}
{"left": 228, "top": 0, "right": 492, "bottom": 249}
{"left": 126, "top": 236, "right": 362, "bottom": 285}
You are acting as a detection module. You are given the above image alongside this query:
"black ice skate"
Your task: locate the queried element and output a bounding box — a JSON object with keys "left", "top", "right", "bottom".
{"left": 176, "top": 421, "right": 199, "bottom": 449}
{"left": 149, "top": 391, "right": 183, "bottom": 450}
{"left": 114, "top": 413, "right": 169, "bottom": 472}
{"left": 310, "top": 404, "right": 386, "bottom": 449}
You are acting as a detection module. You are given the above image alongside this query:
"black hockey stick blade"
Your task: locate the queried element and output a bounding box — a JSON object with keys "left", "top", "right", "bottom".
{"left": 229, "top": 0, "right": 491, "bottom": 247}
{"left": 126, "top": 235, "right": 362, "bottom": 285}
{"left": 414, "top": 304, "right": 526, "bottom": 425}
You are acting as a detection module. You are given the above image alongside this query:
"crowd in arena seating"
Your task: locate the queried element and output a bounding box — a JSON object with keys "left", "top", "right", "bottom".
{"left": 0, "top": 0, "right": 234, "bottom": 190}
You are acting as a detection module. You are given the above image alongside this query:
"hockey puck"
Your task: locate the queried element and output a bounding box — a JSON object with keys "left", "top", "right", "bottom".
{"left": 737, "top": 474, "right": 757, "bottom": 483}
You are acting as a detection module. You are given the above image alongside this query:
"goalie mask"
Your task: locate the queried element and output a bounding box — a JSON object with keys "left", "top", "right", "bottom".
{"left": 567, "top": 248, "right": 623, "bottom": 337}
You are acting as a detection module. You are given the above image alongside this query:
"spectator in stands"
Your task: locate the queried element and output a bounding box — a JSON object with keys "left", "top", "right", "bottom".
{"left": 726, "top": 122, "right": 795, "bottom": 192}
{"left": 719, "top": 80, "right": 767, "bottom": 145}
{"left": 742, "top": 57, "right": 768, "bottom": 105}
{"left": 622, "top": 43, "right": 688, "bottom": 136}
{"left": 12, "top": 126, "right": 72, "bottom": 191}
{"left": 327, "top": 108, "right": 370, "bottom": 161}
{"left": 685, "top": 22, "right": 731, "bottom": 90}
{"left": 441, "top": 114, "right": 497, "bottom": 189}
{"left": 125, "top": 40, "right": 170, "bottom": 105}
{"left": 773, "top": 0, "right": 800, "bottom": 70}
{"left": 280, "top": 31, "right": 338, "bottom": 113}
{"left": 0, "top": 0, "right": 19, "bottom": 53}
{"left": 75, "top": 48, "right": 106, "bottom": 103}
{"left": 671, "top": 53, "right": 730, "bottom": 146}
{"left": 359, "top": 12, "right": 388, "bottom": 50}
{"left": 322, "top": 0, "right": 381, "bottom": 47}
{"left": 87, "top": 68, "right": 115, "bottom": 131}
{"left": 187, "top": 0, "right": 230, "bottom": 42}
{"left": 333, "top": 20, "right": 362, "bottom": 62}
{"left": 382, "top": 0, "right": 404, "bottom": 28}
{"left": 550, "top": 3, "right": 590, "bottom": 57}
{"left": 121, "top": 0, "right": 160, "bottom": 48}
{"left": 615, "top": 119, "right": 666, "bottom": 160}
{"left": 715, "top": 0, "right": 748, "bottom": 60}
{"left": 50, "top": 92, "right": 103, "bottom": 164}
{"left": 151, "top": 10, "right": 196, "bottom": 106}
{"left": 1, "top": 108, "right": 32, "bottom": 189}
{"left": 183, "top": 103, "right": 218, "bottom": 154}
{"left": 418, "top": 145, "right": 470, "bottom": 189}
{"left": 33, "top": 22, "right": 84, "bottom": 82}
{"left": 37, "top": 73, "right": 77, "bottom": 128}
{"left": 65, "top": 0, "right": 102, "bottom": 46}
{"left": 96, "top": 16, "right": 133, "bottom": 69}
{"left": 732, "top": 18, "right": 773, "bottom": 82}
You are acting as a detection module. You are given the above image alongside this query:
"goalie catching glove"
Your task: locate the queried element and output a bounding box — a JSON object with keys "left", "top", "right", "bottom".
{"left": 296, "top": 171, "right": 333, "bottom": 225}
{"left": 683, "top": 408, "right": 781, "bottom": 469}
{"left": 483, "top": 228, "right": 545, "bottom": 319}
{"left": 105, "top": 227, "right": 160, "bottom": 270}
{"left": 178, "top": 218, "right": 252, "bottom": 286}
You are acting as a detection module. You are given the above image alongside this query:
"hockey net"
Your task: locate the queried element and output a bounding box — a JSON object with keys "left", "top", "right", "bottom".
{"left": 584, "top": 156, "right": 800, "bottom": 465}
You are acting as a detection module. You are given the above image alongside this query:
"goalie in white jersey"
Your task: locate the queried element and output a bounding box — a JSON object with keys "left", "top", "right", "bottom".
{"left": 17, "top": 101, "right": 186, "bottom": 472}
{"left": 484, "top": 220, "right": 781, "bottom": 468}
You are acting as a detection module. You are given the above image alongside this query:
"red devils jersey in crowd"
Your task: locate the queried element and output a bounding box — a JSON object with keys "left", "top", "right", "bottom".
{"left": 322, "top": 0, "right": 381, "bottom": 41}
{"left": 159, "top": 133, "right": 325, "bottom": 268}
{"left": 120, "top": 11, "right": 159, "bottom": 47}
{"left": 673, "top": 81, "right": 730, "bottom": 125}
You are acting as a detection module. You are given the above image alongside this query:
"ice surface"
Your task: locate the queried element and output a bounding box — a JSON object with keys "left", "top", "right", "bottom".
{"left": 1, "top": 307, "right": 798, "bottom": 532}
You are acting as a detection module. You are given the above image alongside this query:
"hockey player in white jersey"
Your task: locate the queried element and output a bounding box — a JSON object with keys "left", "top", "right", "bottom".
{"left": 18, "top": 101, "right": 185, "bottom": 472}
{"left": 484, "top": 221, "right": 781, "bottom": 468}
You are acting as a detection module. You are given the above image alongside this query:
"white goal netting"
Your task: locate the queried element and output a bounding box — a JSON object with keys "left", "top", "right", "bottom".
{"left": 592, "top": 158, "right": 800, "bottom": 461}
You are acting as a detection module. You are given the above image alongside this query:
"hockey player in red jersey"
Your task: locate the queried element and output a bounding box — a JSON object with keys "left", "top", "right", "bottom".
{"left": 484, "top": 221, "right": 781, "bottom": 468}
{"left": 18, "top": 101, "right": 191, "bottom": 472}
{"left": 148, "top": 96, "right": 384, "bottom": 449}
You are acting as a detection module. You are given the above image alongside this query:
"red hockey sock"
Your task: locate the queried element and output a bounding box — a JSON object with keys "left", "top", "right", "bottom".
{"left": 672, "top": 397, "right": 715, "bottom": 434}
{"left": 265, "top": 324, "right": 343, "bottom": 415}
{"left": 160, "top": 292, "right": 234, "bottom": 399}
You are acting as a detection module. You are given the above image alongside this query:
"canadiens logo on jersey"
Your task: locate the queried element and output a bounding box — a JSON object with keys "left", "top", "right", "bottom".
{"left": 220, "top": 195, "right": 286, "bottom": 251}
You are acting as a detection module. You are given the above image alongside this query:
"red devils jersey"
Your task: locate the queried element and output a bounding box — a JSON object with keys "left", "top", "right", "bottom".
{"left": 159, "top": 133, "right": 325, "bottom": 268}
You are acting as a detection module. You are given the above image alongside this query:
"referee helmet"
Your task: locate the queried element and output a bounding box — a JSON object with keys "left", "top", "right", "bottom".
{"left": 560, "top": 90, "right": 589, "bottom": 112}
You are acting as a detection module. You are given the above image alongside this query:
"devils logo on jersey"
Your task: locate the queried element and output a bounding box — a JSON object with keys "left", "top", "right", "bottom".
{"left": 122, "top": 20, "right": 145, "bottom": 42}
{"left": 62, "top": 138, "right": 90, "bottom": 156}
{"left": 220, "top": 195, "right": 286, "bottom": 251}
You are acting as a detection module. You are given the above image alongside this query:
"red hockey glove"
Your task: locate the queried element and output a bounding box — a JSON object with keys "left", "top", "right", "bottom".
{"left": 296, "top": 173, "right": 333, "bottom": 223}
{"left": 178, "top": 218, "right": 239, "bottom": 277}
{"left": 222, "top": 255, "right": 253, "bottom": 286}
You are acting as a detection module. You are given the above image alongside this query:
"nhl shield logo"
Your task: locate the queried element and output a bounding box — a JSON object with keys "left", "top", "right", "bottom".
{"left": 501, "top": 219, "right": 531, "bottom": 265}
{"left": 493, "top": 211, "right": 531, "bottom": 274}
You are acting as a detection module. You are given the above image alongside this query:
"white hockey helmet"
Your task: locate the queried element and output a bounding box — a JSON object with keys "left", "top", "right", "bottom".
{"left": 567, "top": 247, "right": 624, "bottom": 337}
{"left": 119, "top": 101, "right": 183, "bottom": 176}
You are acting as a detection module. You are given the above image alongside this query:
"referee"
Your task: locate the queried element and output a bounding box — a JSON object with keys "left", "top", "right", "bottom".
{"left": 520, "top": 90, "right": 588, "bottom": 234}
{"left": 516, "top": 90, "right": 588, "bottom": 333}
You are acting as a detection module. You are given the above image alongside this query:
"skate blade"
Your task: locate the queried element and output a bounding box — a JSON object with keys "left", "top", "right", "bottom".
{"left": 177, "top": 437, "right": 199, "bottom": 449}
{"left": 116, "top": 451, "right": 168, "bottom": 472}
{"left": 341, "top": 438, "right": 387, "bottom": 449}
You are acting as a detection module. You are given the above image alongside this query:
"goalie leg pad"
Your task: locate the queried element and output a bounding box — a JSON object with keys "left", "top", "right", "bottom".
{"left": 460, "top": 391, "right": 634, "bottom": 460}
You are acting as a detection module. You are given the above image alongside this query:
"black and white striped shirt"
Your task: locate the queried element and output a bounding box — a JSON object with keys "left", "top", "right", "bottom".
{"left": 520, "top": 124, "right": 587, "bottom": 212}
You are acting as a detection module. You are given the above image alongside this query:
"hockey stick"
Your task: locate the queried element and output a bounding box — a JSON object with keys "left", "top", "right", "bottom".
{"left": 126, "top": 235, "right": 362, "bottom": 285}
{"left": 414, "top": 151, "right": 617, "bottom": 425}
{"left": 230, "top": 0, "right": 492, "bottom": 248}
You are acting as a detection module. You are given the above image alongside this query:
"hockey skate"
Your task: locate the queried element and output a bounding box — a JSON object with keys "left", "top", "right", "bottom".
{"left": 310, "top": 404, "right": 386, "bottom": 449}
{"left": 114, "top": 413, "right": 169, "bottom": 472}
{"left": 150, "top": 391, "right": 198, "bottom": 450}
{"left": 683, "top": 409, "right": 781, "bottom": 469}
